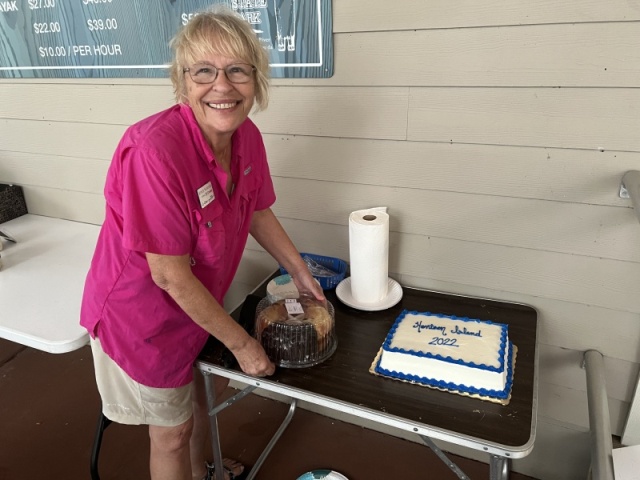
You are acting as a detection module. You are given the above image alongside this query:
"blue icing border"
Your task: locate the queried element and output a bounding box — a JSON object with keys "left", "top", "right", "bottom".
{"left": 382, "top": 310, "right": 508, "bottom": 373}
{"left": 375, "top": 340, "right": 515, "bottom": 399}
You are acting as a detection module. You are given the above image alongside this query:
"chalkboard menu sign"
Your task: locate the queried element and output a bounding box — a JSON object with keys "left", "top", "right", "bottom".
{"left": 0, "top": 0, "right": 333, "bottom": 78}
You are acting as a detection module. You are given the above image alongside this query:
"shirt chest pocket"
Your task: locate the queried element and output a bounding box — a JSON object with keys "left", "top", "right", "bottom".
{"left": 192, "top": 203, "right": 225, "bottom": 263}
{"left": 237, "top": 174, "right": 261, "bottom": 231}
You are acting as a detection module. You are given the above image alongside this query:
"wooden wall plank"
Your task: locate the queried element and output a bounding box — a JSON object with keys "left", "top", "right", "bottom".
{"left": 0, "top": 119, "right": 124, "bottom": 159}
{"left": 0, "top": 152, "right": 108, "bottom": 194}
{"left": 269, "top": 177, "right": 640, "bottom": 262}
{"left": 537, "top": 303, "right": 640, "bottom": 365}
{"left": 264, "top": 134, "right": 637, "bottom": 207}
{"left": 255, "top": 88, "right": 409, "bottom": 139}
{"left": 4, "top": 122, "right": 637, "bottom": 208}
{"left": 334, "top": 0, "right": 640, "bottom": 32}
{"left": 230, "top": 249, "right": 278, "bottom": 286}
{"left": 538, "top": 344, "right": 639, "bottom": 402}
{"left": 0, "top": 84, "right": 174, "bottom": 124}
{"left": 395, "top": 233, "right": 640, "bottom": 314}
{"left": 325, "top": 24, "right": 640, "bottom": 87}
{"left": 223, "top": 281, "right": 255, "bottom": 315}
{"left": 268, "top": 218, "right": 640, "bottom": 313}
{"left": 539, "top": 382, "right": 628, "bottom": 436}
{"left": 3, "top": 84, "right": 640, "bottom": 152}
{"left": 408, "top": 87, "right": 640, "bottom": 152}
{"left": 18, "top": 186, "right": 105, "bottom": 224}
{"left": 0, "top": 85, "right": 410, "bottom": 140}
{"left": 481, "top": 418, "right": 590, "bottom": 479}
{"left": 224, "top": 250, "right": 277, "bottom": 312}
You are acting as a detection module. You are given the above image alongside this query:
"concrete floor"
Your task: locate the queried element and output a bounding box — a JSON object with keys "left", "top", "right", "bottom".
{"left": 0, "top": 338, "right": 538, "bottom": 480}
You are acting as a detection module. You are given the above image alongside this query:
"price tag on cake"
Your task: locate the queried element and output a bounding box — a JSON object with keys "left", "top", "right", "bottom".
{"left": 284, "top": 299, "right": 304, "bottom": 315}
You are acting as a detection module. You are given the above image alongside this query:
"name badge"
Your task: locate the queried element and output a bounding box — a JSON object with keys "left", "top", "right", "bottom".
{"left": 197, "top": 182, "right": 214, "bottom": 208}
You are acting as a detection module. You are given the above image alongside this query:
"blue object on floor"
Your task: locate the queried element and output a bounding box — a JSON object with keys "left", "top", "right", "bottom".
{"left": 296, "top": 470, "right": 348, "bottom": 480}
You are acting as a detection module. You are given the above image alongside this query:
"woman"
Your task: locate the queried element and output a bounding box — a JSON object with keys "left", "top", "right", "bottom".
{"left": 80, "top": 8, "right": 323, "bottom": 480}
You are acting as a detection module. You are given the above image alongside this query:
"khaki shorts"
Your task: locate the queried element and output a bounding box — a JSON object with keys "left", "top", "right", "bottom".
{"left": 90, "top": 337, "right": 193, "bottom": 427}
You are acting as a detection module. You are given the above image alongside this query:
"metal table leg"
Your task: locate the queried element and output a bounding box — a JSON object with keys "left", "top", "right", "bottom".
{"left": 419, "top": 435, "right": 470, "bottom": 479}
{"left": 201, "top": 372, "right": 297, "bottom": 480}
{"left": 420, "top": 435, "right": 511, "bottom": 480}
{"left": 203, "top": 372, "right": 225, "bottom": 480}
{"left": 246, "top": 399, "right": 297, "bottom": 480}
{"left": 489, "top": 455, "right": 510, "bottom": 480}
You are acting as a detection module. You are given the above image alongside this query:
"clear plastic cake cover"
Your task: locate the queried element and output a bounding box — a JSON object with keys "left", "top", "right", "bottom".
{"left": 255, "top": 295, "right": 337, "bottom": 368}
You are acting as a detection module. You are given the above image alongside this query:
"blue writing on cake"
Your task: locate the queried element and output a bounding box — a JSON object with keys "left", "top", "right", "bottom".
{"left": 450, "top": 325, "right": 482, "bottom": 337}
{"left": 413, "top": 320, "right": 447, "bottom": 335}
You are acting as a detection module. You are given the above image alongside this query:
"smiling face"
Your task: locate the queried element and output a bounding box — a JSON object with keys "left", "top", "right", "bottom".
{"left": 184, "top": 55, "right": 256, "bottom": 149}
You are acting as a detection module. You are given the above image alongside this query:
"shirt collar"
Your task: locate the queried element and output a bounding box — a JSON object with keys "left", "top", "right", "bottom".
{"left": 178, "top": 103, "right": 246, "bottom": 169}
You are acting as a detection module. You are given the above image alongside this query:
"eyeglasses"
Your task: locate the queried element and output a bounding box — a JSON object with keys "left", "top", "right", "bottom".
{"left": 183, "top": 63, "right": 255, "bottom": 84}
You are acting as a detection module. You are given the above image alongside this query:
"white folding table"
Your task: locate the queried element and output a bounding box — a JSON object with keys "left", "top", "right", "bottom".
{"left": 0, "top": 214, "right": 99, "bottom": 353}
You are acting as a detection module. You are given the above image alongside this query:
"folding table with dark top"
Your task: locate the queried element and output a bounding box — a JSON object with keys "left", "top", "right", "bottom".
{"left": 196, "top": 274, "right": 538, "bottom": 480}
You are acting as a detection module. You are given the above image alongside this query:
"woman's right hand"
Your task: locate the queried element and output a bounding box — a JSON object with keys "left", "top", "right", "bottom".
{"left": 231, "top": 336, "right": 275, "bottom": 377}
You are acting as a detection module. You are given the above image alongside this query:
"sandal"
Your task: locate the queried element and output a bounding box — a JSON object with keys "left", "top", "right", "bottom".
{"left": 204, "top": 459, "right": 247, "bottom": 480}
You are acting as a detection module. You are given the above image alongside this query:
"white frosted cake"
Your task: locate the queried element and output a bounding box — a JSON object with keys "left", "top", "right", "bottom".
{"left": 372, "top": 310, "right": 515, "bottom": 401}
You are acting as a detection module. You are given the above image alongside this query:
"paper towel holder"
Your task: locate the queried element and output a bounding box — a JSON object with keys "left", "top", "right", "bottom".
{"left": 336, "top": 277, "right": 403, "bottom": 312}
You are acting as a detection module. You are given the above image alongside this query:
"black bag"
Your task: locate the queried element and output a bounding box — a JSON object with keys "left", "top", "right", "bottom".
{"left": 0, "top": 184, "right": 28, "bottom": 224}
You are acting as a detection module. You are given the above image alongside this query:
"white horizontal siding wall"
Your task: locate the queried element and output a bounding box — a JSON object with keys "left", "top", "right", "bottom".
{"left": 1, "top": 2, "right": 639, "bottom": 478}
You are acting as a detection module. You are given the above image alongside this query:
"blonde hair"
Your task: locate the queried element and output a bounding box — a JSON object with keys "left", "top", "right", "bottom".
{"left": 169, "top": 6, "right": 270, "bottom": 111}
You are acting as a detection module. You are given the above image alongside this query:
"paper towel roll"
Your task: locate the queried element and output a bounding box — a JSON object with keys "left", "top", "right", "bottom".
{"left": 349, "top": 207, "right": 389, "bottom": 304}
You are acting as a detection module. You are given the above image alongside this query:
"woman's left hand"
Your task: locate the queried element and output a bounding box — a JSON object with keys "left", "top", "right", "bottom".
{"left": 292, "top": 269, "right": 325, "bottom": 301}
{"left": 249, "top": 208, "right": 325, "bottom": 301}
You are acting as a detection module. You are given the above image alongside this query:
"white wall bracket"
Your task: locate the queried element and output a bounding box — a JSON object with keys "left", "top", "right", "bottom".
{"left": 620, "top": 171, "right": 640, "bottom": 223}
{"left": 620, "top": 184, "right": 629, "bottom": 199}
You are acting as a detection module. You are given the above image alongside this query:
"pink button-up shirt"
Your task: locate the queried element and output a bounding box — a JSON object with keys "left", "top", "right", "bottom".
{"left": 80, "top": 104, "right": 275, "bottom": 387}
